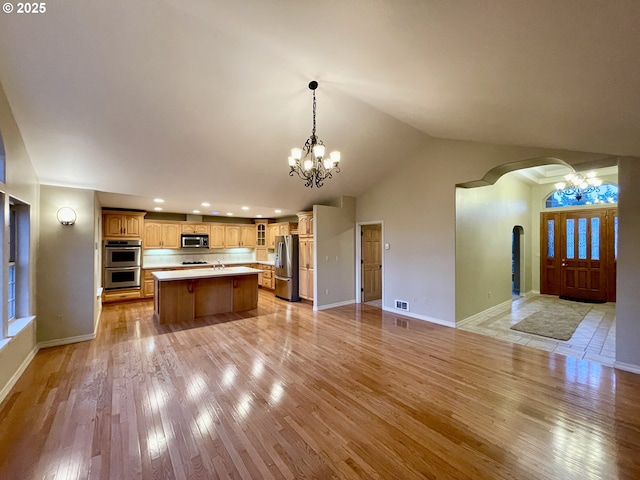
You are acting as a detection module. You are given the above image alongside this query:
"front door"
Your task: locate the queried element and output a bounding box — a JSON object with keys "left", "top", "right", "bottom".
{"left": 362, "top": 224, "right": 382, "bottom": 302}
{"left": 541, "top": 208, "right": 616, "bottom": 302}
{"left": 561, "top": 211, "right": 606, "bottom": 302}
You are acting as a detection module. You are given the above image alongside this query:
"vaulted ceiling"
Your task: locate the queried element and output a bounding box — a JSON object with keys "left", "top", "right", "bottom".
{"left": 1, "top": 1, "right": 638, "bottom": 217}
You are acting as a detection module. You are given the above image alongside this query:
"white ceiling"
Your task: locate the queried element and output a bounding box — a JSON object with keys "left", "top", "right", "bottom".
{"left": 0, "top": 1, "right": 638, "bottom": 218}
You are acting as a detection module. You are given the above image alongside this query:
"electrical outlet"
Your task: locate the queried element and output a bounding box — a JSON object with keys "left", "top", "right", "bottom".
{"left": 56, "top": 315, "right": 63, "bottom": 323}
{"left": 488, "top": 292, "right": 492, "bottom": 298}
{"left": 325, "top": 289, "right": 330, "bottom": 295}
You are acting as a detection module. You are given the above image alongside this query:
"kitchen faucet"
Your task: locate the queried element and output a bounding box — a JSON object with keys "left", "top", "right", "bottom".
{"left": 215, "top": 258, "right": 225, "bottom": 269}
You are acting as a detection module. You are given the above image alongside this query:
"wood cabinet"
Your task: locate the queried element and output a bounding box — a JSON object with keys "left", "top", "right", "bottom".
{"left": 153, "top": 270, "right": 259, "bottom": 323}
{"left": 103, "top": 210, "right": 145, "bottom": 238}
{"left": 211, "top": 224, "right": 256, "bottom": 248}
{"left": 225, "top": 225, "right": 241, "bottom": 248}
{"left": 240, "top": 225, "right": 256, "bottom": 248}
{"left": 102, "top": 288, "right": 141, "bottom": 303}
{"left": 267, "top": 222, "right": 297, "bottom": 249}
{"left": 210, "top": 225, "right": 225, "bottom": 248}
{"left": 297, "top": 212, "right": 314, "bottom": 301}
{"left": 255, "top": 220, "right": 269, "bottom": 261}
{"left": 143, "top": 265, "right": 210, "bottom": 298}
{"left": 138, "top": 219, "right": 257, "bottom": 250}
{"left": 259, "top": 264, "right": 275, "bottom": 289}
{"left": 144, "top": 221, "right": 180, "bottom": 249}
{"left": 181, "top": 223, "right": 209, "bottom": 234}
{"left": 298, "top": 212, "right": 314, "bottom": 236}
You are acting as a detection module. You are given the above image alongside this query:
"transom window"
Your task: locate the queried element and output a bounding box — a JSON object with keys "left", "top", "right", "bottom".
{"left": 545, "top": 183, "right": 618, "bottom": 208}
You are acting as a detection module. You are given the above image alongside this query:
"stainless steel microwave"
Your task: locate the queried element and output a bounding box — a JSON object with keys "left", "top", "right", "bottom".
{"left": 181, "top": 234, "right": 209, "bottom": 248}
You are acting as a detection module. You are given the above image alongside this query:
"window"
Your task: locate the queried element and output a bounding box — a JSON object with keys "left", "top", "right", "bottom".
{"left": 0, "top": 131, "right": 5, "bottom": 183}
{"left": 6, "top": 199, "right": 30, "bottom": 327}
{"left": 545, "top": 183, "right": 618, "bottom": 208}
{"left": 8, "top": 206, "right": 16, "bottom": 320}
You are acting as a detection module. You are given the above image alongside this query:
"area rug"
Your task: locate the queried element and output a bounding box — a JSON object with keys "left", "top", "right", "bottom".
{"left": 510, "top": 299, "right": 593, "bottom": 341}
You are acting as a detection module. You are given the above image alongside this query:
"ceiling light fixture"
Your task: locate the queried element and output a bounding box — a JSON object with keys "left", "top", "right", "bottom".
{"left": 554, "top": 171, "right": 603, "bottom": 201}
{"left": 201, "top": 202, "right": 210, "bottom": 207}
{"left": 288, "top": 81, "right": 341, "bottom": 188}
{"left": 154, "top": 198, "right": 164, "bottom": 203}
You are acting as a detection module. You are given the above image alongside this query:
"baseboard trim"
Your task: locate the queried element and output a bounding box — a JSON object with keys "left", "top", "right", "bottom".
{"left": 315, "top": 299, "right": 356, "bottom": 311}
{"left": 382, "top": 307, "right": 455, "bottom": 328}
{"left": 0, "top": 345, "right": 39, "bottom": 405}
{"left": 614, "top": 361, "right": 640, "bottom": 375}
{"left": 457, "top": 298, "right": 514, "bottom": 327}
{"left": 38, "top": 332, "right": 96, "bottom": 350}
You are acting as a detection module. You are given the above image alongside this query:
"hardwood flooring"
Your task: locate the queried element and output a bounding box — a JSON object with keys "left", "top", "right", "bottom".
{"left": 1, "top": 291, "right": 639, "bottom": 479}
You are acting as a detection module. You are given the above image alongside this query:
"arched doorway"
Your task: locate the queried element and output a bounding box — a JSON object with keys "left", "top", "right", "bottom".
{"left": 512, "top": 226, "right": 524, "bottom": 296}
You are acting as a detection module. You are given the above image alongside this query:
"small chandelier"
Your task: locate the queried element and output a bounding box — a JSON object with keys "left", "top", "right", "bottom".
{"left": 288, "top": 81, "right": 341, "bottom": 188}
{"left": 554, "top": 171, "right": 603, "bottom": 201}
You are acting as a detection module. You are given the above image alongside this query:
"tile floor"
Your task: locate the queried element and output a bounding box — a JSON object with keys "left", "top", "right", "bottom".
{"left": 457, "top": 294, "right": 616, "bottom": 367}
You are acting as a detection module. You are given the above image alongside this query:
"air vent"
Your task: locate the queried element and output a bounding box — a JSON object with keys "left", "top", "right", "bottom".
{"left": 395, "top": 300, "right": 409, "bottom": 311}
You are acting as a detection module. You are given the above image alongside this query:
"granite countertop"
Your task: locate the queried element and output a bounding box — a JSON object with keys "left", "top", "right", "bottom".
{"left": 152, "top": 266, "right": 263, "bottom": 281}
{"left": 143, "top": 260, "right": 274, "bottom": 269}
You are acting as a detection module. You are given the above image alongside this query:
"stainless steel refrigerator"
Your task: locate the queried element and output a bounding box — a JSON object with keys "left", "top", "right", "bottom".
{"left": 274, "top": 234, "right": 300, "bottom": 301}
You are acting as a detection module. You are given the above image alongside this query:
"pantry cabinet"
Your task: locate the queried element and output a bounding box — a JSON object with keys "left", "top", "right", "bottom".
{"left": 297, "top": 211, "right": 314, "bottom": 301}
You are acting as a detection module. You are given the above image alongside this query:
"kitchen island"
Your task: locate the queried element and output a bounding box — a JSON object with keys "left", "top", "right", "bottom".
{"left": 152, "top": 266, "right": 262, "bottom": 324}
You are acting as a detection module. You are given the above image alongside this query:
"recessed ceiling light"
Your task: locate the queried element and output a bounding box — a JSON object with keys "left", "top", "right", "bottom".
{"left": 210, "top": 210, "right": 220, "bottom": 215}
{"left": 154, "top": 198, "right": 164, "bottom": 203}
{"left": 256, "top": 214, "right": 263, "bottom": 218}
{"left": 193, "top": 210, "right": 200, "bottom": 214}
{"left": 201, "top": 202, "right": 210, "bottom": 207}
{"left": 226, "top": 212, "right": 233, "bottom": 216}
{"left": 275, "top": 209, "right": 282, "bottom": 214}
{"left": 241, "top": 206, "right": 249, "bottom": 211}
{"left": 154, "top": 207, "right": 163, "bottom": 211}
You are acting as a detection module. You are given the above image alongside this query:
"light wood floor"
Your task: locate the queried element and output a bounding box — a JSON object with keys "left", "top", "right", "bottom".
{"left": 1, "top": 291, "right": 639, "bottom": 479}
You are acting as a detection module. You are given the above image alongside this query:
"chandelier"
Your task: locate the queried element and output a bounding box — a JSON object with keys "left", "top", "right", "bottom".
{"left": 288, "top": 81, "right": 341, "bottom": 188}
{"left": 554, "top": 171, "right": 602, "bottom": 201}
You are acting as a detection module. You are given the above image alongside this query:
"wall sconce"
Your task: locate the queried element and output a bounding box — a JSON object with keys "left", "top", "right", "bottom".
{"left": 56, "top": 207, "right": 77, "bottom": 225}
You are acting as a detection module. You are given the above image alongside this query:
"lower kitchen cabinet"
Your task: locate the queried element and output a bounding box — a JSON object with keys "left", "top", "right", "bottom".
{"left": 102, "top": 288, "right": 142, "bottom": 303}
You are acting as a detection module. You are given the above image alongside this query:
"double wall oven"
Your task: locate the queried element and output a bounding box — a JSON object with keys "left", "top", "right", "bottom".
{"left": 104, "top": 239, "right": 142, "bottom": 290}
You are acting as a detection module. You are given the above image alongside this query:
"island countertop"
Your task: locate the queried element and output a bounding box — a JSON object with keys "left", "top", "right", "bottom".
{"left": 152, "top": 266, "right": 263, "bottom": 282}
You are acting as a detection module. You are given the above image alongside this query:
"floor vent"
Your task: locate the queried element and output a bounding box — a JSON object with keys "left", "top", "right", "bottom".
{"left": 395, "top": 300, "right": 409, "bottom": 311}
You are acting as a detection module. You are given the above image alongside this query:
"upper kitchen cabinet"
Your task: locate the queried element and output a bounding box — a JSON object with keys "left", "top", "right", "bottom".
{"left": 216, "top": 224, "right": 257, "bottom": 248}
{"left": 103, "top": 210, "right": 145, "bottom": 238}
{"left": 240, "top": 225, "right": 256, "bottom": 248}
{"left": 297, "top": 211, "right": 313, "bottom": 236}
{"left": 210, "top": 225, "right": 225, "bottom": 248}
{"left": 267, "top": 222, "right": 297, "bottom": 249}
{"left": 255, "top": 220, "right": 268, "bottom": 261}
{"left": 182, "top": 223, "right": 210, "bottom": 234}
{"left": 224, "top": 225, "right": 241, "bottom": 248}
{"left": 144, "top": 221, "right": 180, "bottom": 249}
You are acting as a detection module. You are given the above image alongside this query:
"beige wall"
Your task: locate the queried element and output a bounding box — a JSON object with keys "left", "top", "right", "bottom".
{"left": 455, "top": 174, "right": 533, "bottom": 321}
{"left": 314, "top": 196, "right": 356, "bottom": 309}
{"left": 616, "top": 158, "right": 640, "bottom": 368}
{"left": 0, "top": 80, "right": 39, "bottom": 399}
{"left": 37, "top": 185, "right": 98, "bottom": 344}
{"left": 356, "top": 135, "right": 605, "bottom": 325}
